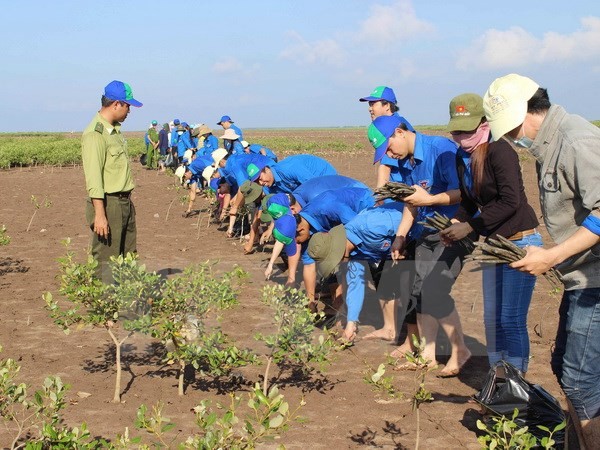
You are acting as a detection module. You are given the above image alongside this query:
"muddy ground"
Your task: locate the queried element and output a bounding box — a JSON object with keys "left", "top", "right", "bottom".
{"left": 0, "top": 129, "right": 564, "bottom": 448}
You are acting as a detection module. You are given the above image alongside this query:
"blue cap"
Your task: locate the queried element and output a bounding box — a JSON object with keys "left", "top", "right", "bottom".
{"left": 173, "top": 119, "right": 180, "bottom": 125}
{"left": 181, "top": 122, "right": 189, "bottom": 128}
{"left": 103, "top": 80, "right": 142, "bottom": 107}
{"left": 359, "top": 86, "right": 397, "bottom": 104}
{"left": 247, "top": 160, "right": 269, "bottom": 182}
{"left": 266, "top": 193, "right": 291, "bottom": 220}
{"left": 368, "top": 115, "right": 403, "bottom": 163}
{"left": 217, "top": 115, "right": 233, "bottom": 125}
{"left": 273, "top": 214, "right": 297, "bottom": 256}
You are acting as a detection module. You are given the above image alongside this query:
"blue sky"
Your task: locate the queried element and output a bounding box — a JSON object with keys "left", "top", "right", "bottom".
{"left": 1, "top": 0, "right": 598, "bottom": 132}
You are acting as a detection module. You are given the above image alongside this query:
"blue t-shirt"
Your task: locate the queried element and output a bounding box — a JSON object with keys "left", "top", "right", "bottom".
{"left": 291, "top": 175, "right": 369, "bottom": 207}
{"left": 198, "top": 134, "right": 219, "bottom": 157}
{"left": 221, "top": 154, "right": 274, "bottom": 194}
{"left": 268, "top": 155, "right": 337, "bottom": 194}
{"left": 400, "top": 133, "right": 460, "bottom": 239}
{"left": 172, "top": 131, "right": 193, "bottom": 157}
{"left": 300, "top": 188, "right": 375, "bottom": 234}
{"left": 248, "top": 144, "right": 278, "bottom": 161}
{"left": 345, "top": 202, "right": 404, "bottom": 261}
{"left": 188, "top": 155, "right": 213, "bottom": 183}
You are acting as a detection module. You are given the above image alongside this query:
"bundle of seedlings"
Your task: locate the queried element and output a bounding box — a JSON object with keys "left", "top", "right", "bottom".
{"left": 466, "top": 234, "right": 562, "bottom": 288}
{"left": 418, "top": 211, "right": 476, "bottom": 253}
{"left": 374, "top": 181, "right": 416, "bottom": 202}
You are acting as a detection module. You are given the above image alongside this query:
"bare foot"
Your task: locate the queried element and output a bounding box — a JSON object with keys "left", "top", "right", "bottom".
{"left": 438, "top": 348, "right": 472, "bottom": 378}
{"left": 339, "top": 321, "right": 358, "bottom": 343}
{"left": 362, "top": 328, "right": 395, "bottom": 341}
{"left": 390, "top": 341, "right": 415, "bottom": 359}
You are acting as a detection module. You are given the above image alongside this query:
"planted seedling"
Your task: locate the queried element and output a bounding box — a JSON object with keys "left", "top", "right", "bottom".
{"left": 26, "top": 195, "right": 52, "bottom": 232}
{"left": 254, "top": 285, "right": 336, "bottom": 395}
{"left": 44, "top": 241, "right": 160, "bottom": 403}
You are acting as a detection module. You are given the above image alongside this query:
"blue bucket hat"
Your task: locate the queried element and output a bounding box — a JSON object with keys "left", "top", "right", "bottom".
{"left": 104, "top": 80, "right": 142, "bottom": 107}
{"left": 368, "top": 115, "right": 403, "bottom": 164}
{"left": 359, "top": 86, "right": 397, "bottom": 104}
{"left": 217, "top": 115, "right": 233, "bottom": 125}
{"left": 273, "top": 213, "right": 298, "bottom": 256}
{"left": 247, "top": 160, "right": 269, "bottom": 182}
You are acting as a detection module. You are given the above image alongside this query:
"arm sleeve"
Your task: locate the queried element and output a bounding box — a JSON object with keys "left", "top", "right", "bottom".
{"left": 345, "top": 260, "right": 367, "bottom": 322}
{"left": 81, "top": 132, "right": 107, "bottom": 198}
{"left": 468, "top": 142, "right": 521, "bottom": 233}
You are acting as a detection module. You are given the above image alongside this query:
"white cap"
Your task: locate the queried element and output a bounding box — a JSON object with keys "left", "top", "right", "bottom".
{"left": 483, "top": 73, "right": 539, "bottom": 141}
{"left": 211, "top": 148, "right": 228, "bottom": 166}
{"left": 241, "top": 140, "right": 249, "bottom": 148}
{"left": 202, "top": 166, "right": 216, "bottom": 183}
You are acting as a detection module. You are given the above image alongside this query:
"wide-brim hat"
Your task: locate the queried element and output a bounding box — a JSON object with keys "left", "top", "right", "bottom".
{"left": 483, "top": 73, "right": 539, "bottom": 141}
{"left": 211, "top": 148, "right": 228, "bottom": 166}
{"left": 221, "top": 128, "right": 240, "bottom": 140}
{"left": 202, "top": 166, "right": 216, "bottom": 183}
{"left": 307, "top": 225, "right": 347, "bottom": 277}
{"left": 239, "top": 181, "right": 263, "bottom": 203}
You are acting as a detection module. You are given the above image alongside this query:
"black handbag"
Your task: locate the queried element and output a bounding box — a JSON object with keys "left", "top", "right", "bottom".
{"left": 473, "top": 361, "right": 565, "bottom": 444}
{"left": 140, "top": 153, "right": 147, "bottom": 166}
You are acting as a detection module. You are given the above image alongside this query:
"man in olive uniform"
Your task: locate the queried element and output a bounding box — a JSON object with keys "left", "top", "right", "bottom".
{"left": 82, "top": 80, "right": 142, "bottom": 281}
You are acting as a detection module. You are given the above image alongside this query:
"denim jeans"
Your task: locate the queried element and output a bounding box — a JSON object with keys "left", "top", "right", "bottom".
{"left": 551, "top": 286, "right": 600, "bottom": 420}
{"left": 482, "top": 232, "right": 542, "bottom": 373}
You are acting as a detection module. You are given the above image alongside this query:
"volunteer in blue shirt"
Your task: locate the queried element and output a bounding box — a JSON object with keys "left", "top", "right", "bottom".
{"left": 308, "top": 202, "right": 411, "bottom": 343}
{"left": 217, "top": 115, "right": 243, "bottom": 152}
{"left": 359, "top": 86, "right": 415, "bottom": 187}
{"left": 247, "top": 154, "right": 337, "bottom": 194}
{"left": 242, "top": 141, "right": 278, "bottom": 162}
{"left": 192, "top": 124, "right": 219, "bottom": 156}
{"left": 171, "top": 124, "right": 194, "bottom": 164}
{"left": 368, "top": 114, "right": 473, "bottom": 377}
{"left": 220, "top": 128, "right": 245, "bottom": 155}
{"left": 182, "top": 154, "right": 213, "bottom": 217}
{"left": 214, "top": 150, "right": 274, "bottom": 236}
{"left": 286, "top": 175, "right": 369, "bottom": 214}
{"left": 265, "top": 188, "right": 376, "bottom": 308}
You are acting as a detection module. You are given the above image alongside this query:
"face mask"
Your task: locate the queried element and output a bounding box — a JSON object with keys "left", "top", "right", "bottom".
{"left": 177, "top": 131, "right": 184, "bottom": 136}
{"left": 451, "top": 121, "right": 490, "bottom": 153}
{"left": 513, "top": 123, "right": 534, "bottom": 148}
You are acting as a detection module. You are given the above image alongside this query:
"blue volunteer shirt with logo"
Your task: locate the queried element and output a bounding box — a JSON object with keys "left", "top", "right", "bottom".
{"left": 300, "top": 188, "right": 375, "bottom": 234}
{"left": 400, "top": 133, "right": 460, "bottom": 239}
{"left": 198, "top": 134, "right": 219, "bottom": 157}
{"left": 291, "top": 175, "right": 368, "bottom": 208}
{"left": 268, "top": 155, "right": 337, "bottom": 194}
{"left": 221, "top": 154, "right": 274, "bottom": 195}
{"left": 172, "top": 131, "right": 193, "bottom": 158}
{"left": 379, "top": 113, "right": 415, "bottom": 182}
{"left": 248, "top": 144, "right": 278, "bottom": 162}
{"left": 188, "top": 155, "right": 213, "bottom": 184}
{"left": 343, "top": 202, "right": 404, "bottom": 322}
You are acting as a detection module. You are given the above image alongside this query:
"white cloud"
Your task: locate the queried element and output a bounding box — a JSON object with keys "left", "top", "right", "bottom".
{"left": 457, "top": 16, "right": 600, "bottom": 70}
{"left": 212, "top": 57, "right": 243, "bottom": 74}
{"left": 356, "top": 0, "right": 435, "bottom": 46}
{"left": 279, "top": 30, "right": 345, "bottom": 66}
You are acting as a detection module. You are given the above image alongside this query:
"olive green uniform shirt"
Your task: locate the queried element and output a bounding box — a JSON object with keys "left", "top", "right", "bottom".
{"left": 82, "top": 112, "right": 134, "bottom": 198}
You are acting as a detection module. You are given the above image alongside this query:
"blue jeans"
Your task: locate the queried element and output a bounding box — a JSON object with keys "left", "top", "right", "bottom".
{"left": 551, "top": 287, "right": 600, "bottom": 420}
{"left": 482, "top": 232, "right": 542, "bottom": 373}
